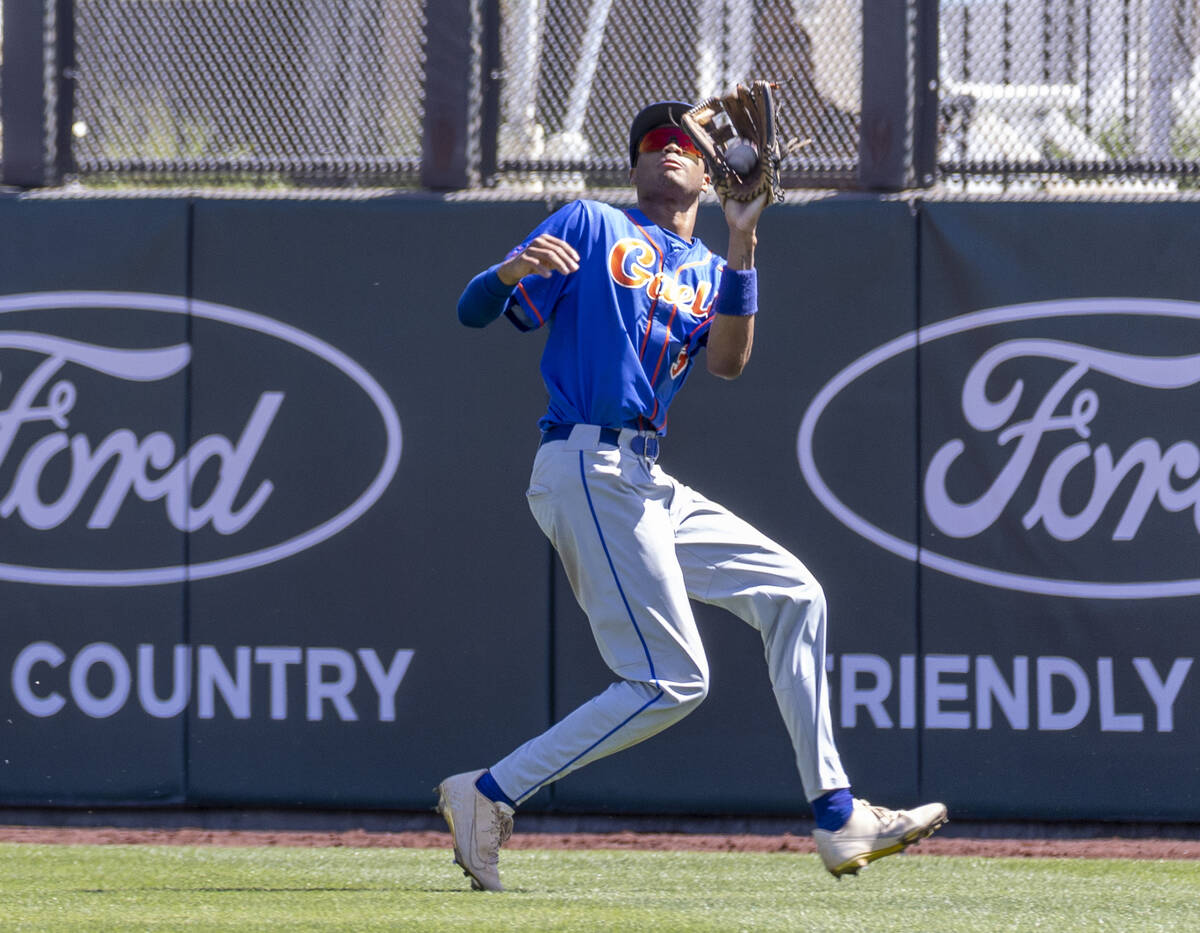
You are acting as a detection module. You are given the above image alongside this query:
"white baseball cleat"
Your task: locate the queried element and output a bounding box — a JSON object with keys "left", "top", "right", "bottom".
{"left": 435, "top": 770, "right": 514, "bottom": 892}
{"left": 812, "top": 799, "right": 948, "bottom": 878}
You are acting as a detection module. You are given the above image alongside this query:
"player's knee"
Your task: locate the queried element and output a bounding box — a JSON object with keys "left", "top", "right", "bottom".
{"left": 777, "top": 578, "right": 827, "bottom": 635}
{"left": 782, "top": 572, "right": 824, "bottom": 612}
{"left": 659, "top": 669, "right": 709, "bottom": 714}
{"left": 803, "top": 580, "right": 827, "bottom": 616}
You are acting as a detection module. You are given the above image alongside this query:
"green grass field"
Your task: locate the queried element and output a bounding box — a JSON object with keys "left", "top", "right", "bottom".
{"left": 1, "top": 843, "right": 1196, "bottom": 932}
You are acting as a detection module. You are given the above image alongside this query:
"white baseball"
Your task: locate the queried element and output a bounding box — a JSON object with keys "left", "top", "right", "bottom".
{"left": 724, "top": 141, "right": 758, "bottom": 176}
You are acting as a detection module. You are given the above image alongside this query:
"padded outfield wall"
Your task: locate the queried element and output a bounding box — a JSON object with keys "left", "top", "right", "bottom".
{"left": 0, "top": 195, "right": 1196, "bottom": 823}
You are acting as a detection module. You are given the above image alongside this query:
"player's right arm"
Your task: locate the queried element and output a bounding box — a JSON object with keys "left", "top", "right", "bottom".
{"left": 457, "top": 233, "right": 580, "bottom": 328}
{"left": 497, "top": 234, "right": 579, "bottom": 285}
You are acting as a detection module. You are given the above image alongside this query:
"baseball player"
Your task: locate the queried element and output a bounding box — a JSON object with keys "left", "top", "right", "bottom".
{"left": 439, "top": 100, "right": 947, "bottom": 891}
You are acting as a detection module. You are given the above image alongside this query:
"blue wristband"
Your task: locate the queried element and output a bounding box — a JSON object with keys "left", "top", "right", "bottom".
{"left": 715, "top": 267, "right": 758, "bottom": 317}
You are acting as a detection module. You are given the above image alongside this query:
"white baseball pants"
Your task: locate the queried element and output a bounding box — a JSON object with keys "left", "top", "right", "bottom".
{"left": 489, "top": 424, "right": 849, "bottom": 806}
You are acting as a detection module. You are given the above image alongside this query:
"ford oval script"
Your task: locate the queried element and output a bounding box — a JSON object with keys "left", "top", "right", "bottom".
{"left": 798, "top": 297, "right": 1200, "bottom": 599}
{"left": 0, "top": 291, "right": 401, "bottom": 586}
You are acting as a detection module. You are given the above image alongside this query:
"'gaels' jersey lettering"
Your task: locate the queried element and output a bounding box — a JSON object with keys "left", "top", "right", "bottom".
{"left": 608, "top": 237, "right": 716, "bottom": 318}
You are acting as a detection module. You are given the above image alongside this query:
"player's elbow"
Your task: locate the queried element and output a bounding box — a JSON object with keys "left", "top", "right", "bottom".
{"left": 456, "top": 270, "right": 511, "bottom": 328}
{"left": 457, "top": 303, "right": 491, "bottom": 328}
{"left": 706, "top": 348, "right": 750, "bottom": 380}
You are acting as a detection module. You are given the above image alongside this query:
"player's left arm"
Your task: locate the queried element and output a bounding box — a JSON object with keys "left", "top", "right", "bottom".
{"left": 706, "top": 192, "right": 769, "bottom": 379}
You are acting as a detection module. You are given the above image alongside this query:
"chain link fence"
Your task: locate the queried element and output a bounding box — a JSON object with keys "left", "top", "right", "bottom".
{"left": 71, "top": 0, "right": 425, "bottom": 185}
{"left": 939, "top": 0, "right": 1200, "bottom": 188}
{"left": 64, "top": 0, "right": 863, "bottom": 190}
{"left": 491, "top": 0, "right": 861, "bottom": 189}
{"left": 4, "top": 0, "right": 1199, "bottom": 192}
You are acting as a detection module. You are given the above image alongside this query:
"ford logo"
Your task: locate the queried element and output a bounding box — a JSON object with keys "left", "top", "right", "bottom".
{"left": 0, "top": 291, "right": 402, "bottom": 586}
{"left": 799, "top": 298, "right": 1200, "bottom": 599}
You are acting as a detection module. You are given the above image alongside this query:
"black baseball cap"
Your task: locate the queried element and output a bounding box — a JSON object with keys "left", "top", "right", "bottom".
{"left": 628, "top": 100, "right": 694, "bottom": 167}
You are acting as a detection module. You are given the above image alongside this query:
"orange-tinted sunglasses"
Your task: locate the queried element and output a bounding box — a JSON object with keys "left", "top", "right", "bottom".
{"left": 637, "top": 126, "right": 702, "bottom": 161}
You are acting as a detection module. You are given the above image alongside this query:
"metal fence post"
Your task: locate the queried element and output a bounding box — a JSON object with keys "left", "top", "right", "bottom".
{"left": 422, "top": 0, "right": 472, "bottom": 189}
{"left": 478, "top": 0, "right": 501, "bottom": 184}
{"left": 422, "top": 0, "right": 500, "bottom": 190}
{"left": 2, "top": 0, "right": 76, "bottom": 188}
{"left": 858, "top": 0, "right": 908, "bottom": 190}
{"left": 911, "top": 0, "right": 940, "bottom": 188}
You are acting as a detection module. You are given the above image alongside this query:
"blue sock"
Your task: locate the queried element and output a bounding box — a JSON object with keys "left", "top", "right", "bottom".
{"left": 812, "top": 788, "right": 854, "bottom": 832}
{"left": 475, "top": 770, "right": 516, "bottom": 809}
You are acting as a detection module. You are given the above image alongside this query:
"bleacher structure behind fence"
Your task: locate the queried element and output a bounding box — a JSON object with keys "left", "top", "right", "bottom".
{"left": 1, "top": 0, "right": 1199, "bottom": 194}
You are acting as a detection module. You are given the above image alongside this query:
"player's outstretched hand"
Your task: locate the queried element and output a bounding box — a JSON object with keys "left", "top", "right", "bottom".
{"left": 498, "top": 234, "right": 580, "bottom": 286}
{"left": 722, "top": 190, "right": 770, "bottom": 237}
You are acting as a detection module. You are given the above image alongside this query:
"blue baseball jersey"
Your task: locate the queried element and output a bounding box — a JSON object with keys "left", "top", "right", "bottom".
{"left": 504, "top": 199, "right": 725, "bottom": 435}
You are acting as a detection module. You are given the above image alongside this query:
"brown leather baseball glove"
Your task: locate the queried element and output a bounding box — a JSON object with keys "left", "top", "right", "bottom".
{"left": 683, "top": 80, "right": 783, "bottom": 206}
